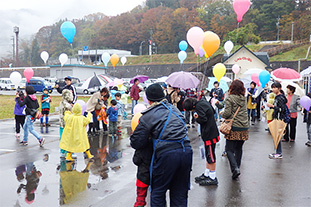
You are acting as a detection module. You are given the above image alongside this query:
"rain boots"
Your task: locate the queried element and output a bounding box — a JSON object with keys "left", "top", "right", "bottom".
{"left": 85, "top": 149, "right": 94, "bottom": 159}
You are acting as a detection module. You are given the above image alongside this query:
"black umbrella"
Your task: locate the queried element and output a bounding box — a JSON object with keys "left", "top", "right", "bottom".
{"left": 86, "top": 73, "right": 103, "bottom": 89}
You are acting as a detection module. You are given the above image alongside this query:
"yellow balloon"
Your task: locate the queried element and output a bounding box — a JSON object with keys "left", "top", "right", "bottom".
{"left": 213, "top": 63, "right": 226, "bottom": 82}
{"left": 202, "top": 31, "right": 220, "bottom": 58}
{"left": 131, "top": 113, "right": 142, "bottom": 132}
{"left": 110, "top": 54, "right": 119, "bottom": 68}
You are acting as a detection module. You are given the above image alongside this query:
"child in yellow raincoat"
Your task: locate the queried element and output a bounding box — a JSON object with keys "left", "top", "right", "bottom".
{"left": 59, "top": 103, "right": 93, "bottom": 161}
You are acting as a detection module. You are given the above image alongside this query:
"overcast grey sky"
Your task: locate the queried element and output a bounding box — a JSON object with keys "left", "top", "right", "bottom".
{"left": 0, "top": 0, "right": 145, "bottom": 57}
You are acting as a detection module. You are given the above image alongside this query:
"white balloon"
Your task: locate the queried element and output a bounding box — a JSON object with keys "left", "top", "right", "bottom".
{"left": 59, "top": 53, "right": 68, "bottom": 67}
{"left": 121, "top": 56, "right": 127, "bottom": 66}
{"left": 10, "top": 71, "right": 22, "bottom": 86}
{"left": 224, "top": 41, "right": 234, "bottom": 55}
{"left": 101, "top": 52, "right": 111, "bottom": 67}
{"left": 40, "top": 51, "right": 49, "bottom": 64}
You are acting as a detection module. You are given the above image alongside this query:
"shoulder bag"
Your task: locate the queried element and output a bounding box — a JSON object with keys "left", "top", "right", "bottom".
{"left": 219, "top": 106, "right": 241, "bottom": 135}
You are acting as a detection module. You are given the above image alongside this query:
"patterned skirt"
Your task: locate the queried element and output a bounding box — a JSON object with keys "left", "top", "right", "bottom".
{"left": 225, "top": 130, "right": 249, "bottom": 141}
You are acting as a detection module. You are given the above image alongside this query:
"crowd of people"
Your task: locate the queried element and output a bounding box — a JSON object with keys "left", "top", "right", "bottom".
{"left": 12, "top": 74, "right": 311, "bottom": 207}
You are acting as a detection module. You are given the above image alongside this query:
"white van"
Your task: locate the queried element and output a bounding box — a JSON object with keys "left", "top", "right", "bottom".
{"left": 0, "top": 78, "right": 15, "bottom": 90}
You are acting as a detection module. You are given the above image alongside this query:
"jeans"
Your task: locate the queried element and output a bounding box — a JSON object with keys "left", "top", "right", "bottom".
{"left": 284, "top": 117, "right": 297, "bottom": 141}
{"left": 307, "top": 123, "right": 311, "bottom": 142}
{"left": 151, "top": 147, "right": 192, "bottom": 207}
{"left": 214, "top": 107, "right": 222, "bottom": 120}
{"left": 109, "top": 121, "right": 117, "bottom": 135}
{"left": 23, "top": 115, "right": 41, "bottom": 142}
{"left": 276, "top": 141, "right": 282, "bottom": 154}
{"left": 247, "top": 109, "right": 256, "bottom": 121}
{"left": 225, "top": 140, "right": 244, "bottom": 172}
{"left": 132, "top": 100, "right": 138, "bottom": 115}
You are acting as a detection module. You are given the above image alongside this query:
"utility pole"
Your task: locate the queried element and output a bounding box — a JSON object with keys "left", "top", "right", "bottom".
{"left": 13, "top": 26, "right": 19, "bottom": 67}
{"left": 291, "top": 22, "right": 294, "bottom": 42}
{"left": 11, "top": 36, "right": 15, "bottom": 66}
{"left": 149, "top": 28, "right": 153, "bottom": 62}
{"left": 276, "top": 16, "right": 280, "bottom": 41}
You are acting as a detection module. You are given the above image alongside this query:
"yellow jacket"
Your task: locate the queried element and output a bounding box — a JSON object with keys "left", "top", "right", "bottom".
{"left": 59, "top": 103, "right": 92, "bottom": 153}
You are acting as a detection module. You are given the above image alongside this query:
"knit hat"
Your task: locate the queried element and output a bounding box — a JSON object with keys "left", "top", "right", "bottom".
{"left": 146, "top": 83, "right": 165, "bottom": 102}
{"left": 26, "top": 86, "right": 35, "bottom": 95}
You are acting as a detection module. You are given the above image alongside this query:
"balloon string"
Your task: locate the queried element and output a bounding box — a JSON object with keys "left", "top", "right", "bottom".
{"left": 197, "top": 55, "right": 199, "bottom": 72}
{"left": 236, "top": 22, "right": 240, "bottom": 45}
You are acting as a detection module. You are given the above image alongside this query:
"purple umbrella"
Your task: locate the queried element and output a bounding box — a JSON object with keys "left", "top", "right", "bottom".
{"left": 130, "top": 75, "right": 149, "bottom": 84}
{"left": 166, "top": 71, "right": 200, "bottom": 89}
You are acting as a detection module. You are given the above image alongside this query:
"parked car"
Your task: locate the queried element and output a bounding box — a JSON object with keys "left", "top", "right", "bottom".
{"left": 44, "top": 77, "right": 57, "bottom": 88}
{"left": 16, "top": 78, "right": 26, "bottom": 90}
{"left": 75, "top": 82, "right": 100, "bottom": 95}
{"left": 0, "top": 78, "right": 15, "bottom": 90}
{"left": 26, "top": 78, "right": 53, "bottom": 93}
{"left": 55, "top": 77, "right": 80, "bottom": 88}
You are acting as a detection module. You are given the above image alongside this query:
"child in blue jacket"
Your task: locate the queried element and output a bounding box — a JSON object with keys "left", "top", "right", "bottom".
{"left": 40, "top": 88, "right": 51, "bottom": 126}
{"left": 107, "top": 99, "right": 118, "bottom": 137}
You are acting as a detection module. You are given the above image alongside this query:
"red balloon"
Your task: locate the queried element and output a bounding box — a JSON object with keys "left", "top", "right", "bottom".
{"left": 233, "top": 0, "right": 251, "bottom": 23}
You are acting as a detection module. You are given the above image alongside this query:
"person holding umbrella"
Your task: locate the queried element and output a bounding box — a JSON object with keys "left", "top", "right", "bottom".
{"left": 266, "top": 82, "right": 288, "bottom": 159}
{"left": 56, "top": 76, "right": 77, "bottom": 104}
{"left": 130, "top": 78, "right": 141, "bottom": 115}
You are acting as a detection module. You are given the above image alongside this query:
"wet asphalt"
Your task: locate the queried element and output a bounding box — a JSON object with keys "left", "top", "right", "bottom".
{"left": 0, "top": 110, "right": 310, "bottom": 207}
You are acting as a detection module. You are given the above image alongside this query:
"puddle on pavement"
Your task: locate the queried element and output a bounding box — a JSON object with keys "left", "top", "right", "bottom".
{"left": 6, "top": 127, "right": 133, "bottom": 206}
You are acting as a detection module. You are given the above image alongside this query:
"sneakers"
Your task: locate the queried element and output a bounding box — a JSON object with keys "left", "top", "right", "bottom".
{"left": 20, "top": 141, "right": 28, "bottom": 146}
{"left": 16, "top": 133, "right": 20, "bottom": 139}
{"left": 269, "top": 153, "right": 283, "bottom": 159}
{"left": 195, "top": 173, "right": 208, "bottom": 183}
{"left": 305, "top": 141, "right": 311, "bottom": 147}
{"left": 290, "top": 139, "right": 295, "bottom": 142}
{"left": 199, "top": 177, "right": 218, "bottom": 186}
{"left": 39, "top": 138, "right": 45, "bottom": 147}
{"left": 186, "top": 124, "right": 190, "bottom": 128}
{"left": 192, "top": 124, "right": 195, "bottom": 128}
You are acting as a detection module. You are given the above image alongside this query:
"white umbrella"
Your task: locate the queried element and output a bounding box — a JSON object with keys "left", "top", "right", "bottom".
{"left": 281, "top": 81, "right": 305, "bottom": 97}
{"left": 243, "top": 68, "right": 264, "bottom": 75}
{"left": 300, "top": 66, "right": 311, "bottom": 77}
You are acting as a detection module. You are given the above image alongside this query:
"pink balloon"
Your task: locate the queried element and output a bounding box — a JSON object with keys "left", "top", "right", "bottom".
{"left": 133, "top": 103, "right": 147, "bottom": 115}
{"left": 251, "top": 73, "right": 260, "bottom": 86}
{"left": 232, "top": 64, "right": 240, "bottom": 74}
{"left": 233, "top": 0, "right": 251, "bottom": 23}
{"left": 186, "top": 26, "right": 205, "bottom": 55}
{"left": 24, "top": 68, "right": 34, "bottom": 83}
{"left": 199, "top": 47, "right": 205, "bottom": 58}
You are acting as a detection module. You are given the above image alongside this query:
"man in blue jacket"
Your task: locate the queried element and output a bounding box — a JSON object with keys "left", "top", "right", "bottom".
{"left": 130, "top": 83, "right": 193, "bottom": 207}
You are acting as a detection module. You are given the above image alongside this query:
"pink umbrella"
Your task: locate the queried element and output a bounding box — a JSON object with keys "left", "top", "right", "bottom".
{"left": 271, "top": 68, "right": 301, "bottom": 81}
{"left": 166, "top": 71, "right": 200, "bottom": 89}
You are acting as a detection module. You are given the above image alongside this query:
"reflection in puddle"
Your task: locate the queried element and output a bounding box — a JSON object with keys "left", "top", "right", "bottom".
{"left": 16, "top": 162, "right": 42, "bottom": 205}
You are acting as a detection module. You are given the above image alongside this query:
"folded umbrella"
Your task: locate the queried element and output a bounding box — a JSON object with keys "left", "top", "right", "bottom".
{"left": 268, "top": 119, "right": 287, "bottom": 149}
{"left": 166, "top": 71, "right": 200, "bottom": 89}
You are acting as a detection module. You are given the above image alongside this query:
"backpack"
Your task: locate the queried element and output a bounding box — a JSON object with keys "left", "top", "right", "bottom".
{"left": 165, "top": 90, "right": 175, "bottom": 104}
{"left": 284, "top": 105, "right": 291, "bottom": 123}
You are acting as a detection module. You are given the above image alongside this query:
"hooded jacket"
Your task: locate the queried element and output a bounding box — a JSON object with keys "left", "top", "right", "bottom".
{"left": 17, "top": 95, "right": 39, "bottom": 116}
{"left": 222, "top": 94, "right": 249, "bottom": 129}
{"left": 59, "top": 103, "right": 92, "bottom": 153}
{"left": 272, "top": 93, "right": 288, "bottom": 120}
{"left": 195, "top": 97, "right": 219, "bottom": 145}
{"left": 59, "top": 89, "right": 73, "bottom": 128}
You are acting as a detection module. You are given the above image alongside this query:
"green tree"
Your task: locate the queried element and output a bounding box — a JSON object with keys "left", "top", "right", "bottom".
{"left": 223, "top": 23, "right": 261, "bottom": 45}
{"left": 31, "top": 39, "right": 42, "bottom": 66}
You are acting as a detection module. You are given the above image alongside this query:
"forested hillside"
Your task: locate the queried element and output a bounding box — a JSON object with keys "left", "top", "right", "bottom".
{"left": 12, "top": 0, "right": 311, "bottom": 66}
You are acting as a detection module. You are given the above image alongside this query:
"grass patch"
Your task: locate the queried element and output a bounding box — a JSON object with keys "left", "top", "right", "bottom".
{"left": 0, "top": 95, "right": 90, "bottom": 120}
{"left": 270, "top": 44, "right": 311, "bottom": 62}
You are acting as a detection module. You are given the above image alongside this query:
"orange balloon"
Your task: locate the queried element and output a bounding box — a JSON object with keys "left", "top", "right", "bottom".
{"left": 131, "top": 113, "right": 142, "bottom": 131}
{"left": 110, "top": 54, "right": 119, "bottom": 67}
{"left": 202, "top": 31, "right": 220, "bottom": 58}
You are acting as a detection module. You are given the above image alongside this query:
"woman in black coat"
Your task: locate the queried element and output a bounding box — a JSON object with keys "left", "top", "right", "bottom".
{"left": 184, "top": 97, "right": 220, "bottom": 186}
